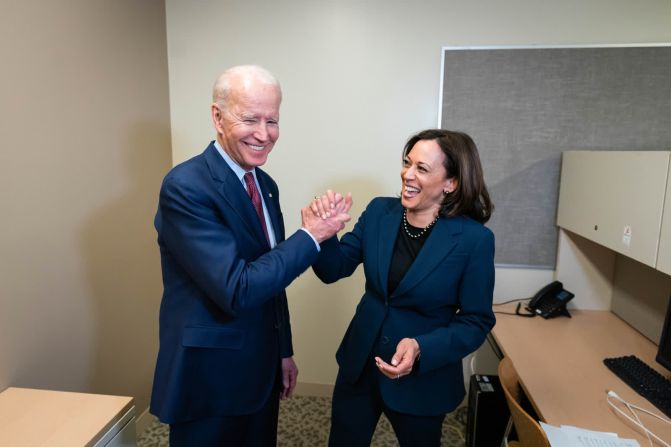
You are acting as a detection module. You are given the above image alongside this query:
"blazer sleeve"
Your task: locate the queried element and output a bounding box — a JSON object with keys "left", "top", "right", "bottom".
{"left": 312, "top": 200, "right": 372, "bottom": 282}
{"left": 157, "top": 174, "right": 318, "bottom": 316}
{"left": 414, "top": 227, "right": 496, "bottom": 374}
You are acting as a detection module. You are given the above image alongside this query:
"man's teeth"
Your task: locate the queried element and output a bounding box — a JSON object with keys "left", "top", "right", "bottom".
{"left": 248, "top": 144, "right": 264, "bottom": 151}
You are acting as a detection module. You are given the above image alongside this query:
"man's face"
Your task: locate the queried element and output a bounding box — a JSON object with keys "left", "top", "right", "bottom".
{"left": 212, "top": 80, "right": 280, "bottom": 171}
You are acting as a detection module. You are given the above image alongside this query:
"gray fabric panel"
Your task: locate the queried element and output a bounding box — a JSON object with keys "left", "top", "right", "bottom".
{"left": 441, "top": 46, "right": 671, "bottom": 267}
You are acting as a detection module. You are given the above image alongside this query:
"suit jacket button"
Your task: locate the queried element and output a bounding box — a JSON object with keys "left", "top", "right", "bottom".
{"left": 381, "top": 336, "right": 389, "bottom": 344}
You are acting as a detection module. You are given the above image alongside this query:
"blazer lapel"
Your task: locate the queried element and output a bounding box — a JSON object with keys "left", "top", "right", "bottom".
{"left": 204, "top": 144, "right": 267, "bottom": 246}
{"left": 377, "top": 203, "right": 402, "bottom": 297}
{"left": 390, "top": 217, "right": 461, "bottom": 298}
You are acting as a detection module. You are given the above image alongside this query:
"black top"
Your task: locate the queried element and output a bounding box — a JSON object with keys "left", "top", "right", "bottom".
{"left": 387, "top": 219, "right": 434, "bottom": 295}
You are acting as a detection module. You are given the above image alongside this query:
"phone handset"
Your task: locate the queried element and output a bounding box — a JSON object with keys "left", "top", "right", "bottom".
{"left": 516, "top": 280, "right": 575, "bottom": 319}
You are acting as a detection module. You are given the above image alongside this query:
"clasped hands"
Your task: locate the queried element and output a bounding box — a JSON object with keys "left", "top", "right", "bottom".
{"left": 301, "top": 189, "right": 353, "bottom": 242}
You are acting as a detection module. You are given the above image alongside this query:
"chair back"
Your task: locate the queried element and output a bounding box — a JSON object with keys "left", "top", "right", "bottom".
{"left": 498, "top": 357, "right": 551, "bottom": 447}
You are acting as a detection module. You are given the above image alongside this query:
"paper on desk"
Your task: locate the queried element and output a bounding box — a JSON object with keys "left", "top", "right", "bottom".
{"left": 540, "top": 422, "right": 641, "bottom": 447}
{"left": 560, "top": 425, "right": 618, "bottom": 438}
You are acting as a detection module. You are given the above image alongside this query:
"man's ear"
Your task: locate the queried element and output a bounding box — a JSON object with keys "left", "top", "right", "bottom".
{"left": 211, "top": 104, "right": 223, "bottom": 133}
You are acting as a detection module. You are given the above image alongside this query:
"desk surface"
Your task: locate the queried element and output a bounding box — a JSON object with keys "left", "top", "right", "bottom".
{"left": 0, "top": 387, "right": 134, "bottom": 447}
{"left": 491, "top": 305, "right": 671, "bottom": 444}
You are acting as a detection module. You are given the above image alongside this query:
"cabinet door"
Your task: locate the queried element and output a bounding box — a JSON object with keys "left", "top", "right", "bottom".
{"left": 657, "top": 161, "right": 671, "bottom": 275}
{"left": 557, "top": 151, "right": 670, "bottom": 268}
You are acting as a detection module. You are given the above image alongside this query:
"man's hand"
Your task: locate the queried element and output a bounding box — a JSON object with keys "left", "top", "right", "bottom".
{"left": 281, "top": 357, "right": 298, "bottom": 399}
{"left": 374, "top": 338, "right": 421, "bottom": 380}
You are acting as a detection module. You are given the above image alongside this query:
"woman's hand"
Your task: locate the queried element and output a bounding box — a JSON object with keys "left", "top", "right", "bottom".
{"left": 374, "top": 338, "right": 421, "bottom": 380}
{"left": 310, "top": 190, "right": 352, "bottom": 219}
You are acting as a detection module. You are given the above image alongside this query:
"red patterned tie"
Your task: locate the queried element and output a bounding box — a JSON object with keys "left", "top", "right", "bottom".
{"left": 243, "top": 172, "right": 270, "bottom": 244}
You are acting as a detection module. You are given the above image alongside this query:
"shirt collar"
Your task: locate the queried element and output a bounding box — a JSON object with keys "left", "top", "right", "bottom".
{"left": 213, "top": 140, "right": 255, "bottom": 183}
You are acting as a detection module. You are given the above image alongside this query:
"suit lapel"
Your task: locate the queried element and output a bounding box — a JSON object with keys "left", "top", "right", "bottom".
{"left": 203, "top": 144, "right": 268, "bottom": 247}
{"left": 390, "top": 217, "right": 461, "bottom": 298}
{"left": 377, "top": 203, "right": 402, "bottom": 297}
{"left": 256, "top": 172, "right": 283, "bottom": 243}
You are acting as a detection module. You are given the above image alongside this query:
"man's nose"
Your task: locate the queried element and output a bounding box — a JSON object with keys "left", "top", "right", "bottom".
{"left": 254, "top": 122, "right": 269, "bottom": 141}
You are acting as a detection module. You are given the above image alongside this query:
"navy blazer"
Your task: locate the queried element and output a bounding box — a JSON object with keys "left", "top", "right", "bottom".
{"left": 313, "top": 197, "right": 495, "bottom": 416}
{"left": 150, "top": 143, "right": 318, "bottom": 424}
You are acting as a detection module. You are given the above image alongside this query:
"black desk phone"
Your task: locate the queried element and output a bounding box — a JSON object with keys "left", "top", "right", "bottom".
{"left": 518, "top": 280, "right": 575, "bottom": 319}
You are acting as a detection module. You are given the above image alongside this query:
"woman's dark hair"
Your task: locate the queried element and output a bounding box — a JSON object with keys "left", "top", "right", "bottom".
{"left": 402, "top": 129, "right": 493, "bottom": 223}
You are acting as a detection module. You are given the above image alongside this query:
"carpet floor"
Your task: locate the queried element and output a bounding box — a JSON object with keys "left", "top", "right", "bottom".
{"left": 138, "top": 395, "right": 467, "bottom": 446}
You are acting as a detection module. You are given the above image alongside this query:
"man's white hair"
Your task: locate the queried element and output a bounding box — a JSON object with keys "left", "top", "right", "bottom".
{"left": 212, "top": 65, "right": 282, "bottom": 109}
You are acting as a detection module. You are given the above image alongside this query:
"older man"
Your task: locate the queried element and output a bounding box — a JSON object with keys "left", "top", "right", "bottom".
{"left": 150, "top": 65, "right": 350, "bottom": 446}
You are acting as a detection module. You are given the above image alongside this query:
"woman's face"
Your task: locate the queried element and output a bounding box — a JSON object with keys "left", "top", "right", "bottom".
{"left": 400, "top": 139, "right": 456, "bottom": 215}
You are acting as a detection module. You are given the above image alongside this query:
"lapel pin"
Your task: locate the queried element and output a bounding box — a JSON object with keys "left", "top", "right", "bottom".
{"left": 268, "top": 193, "right": 273, "bottom": 197}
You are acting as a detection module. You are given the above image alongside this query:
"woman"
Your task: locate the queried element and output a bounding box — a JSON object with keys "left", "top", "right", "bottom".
{"left": 311, "top": 129, "right": 495, "bottom": 446}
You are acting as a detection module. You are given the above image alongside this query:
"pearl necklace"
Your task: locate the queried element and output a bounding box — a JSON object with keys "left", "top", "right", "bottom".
{"left": 403, "top": 209, "right": 439, "bottom": 239}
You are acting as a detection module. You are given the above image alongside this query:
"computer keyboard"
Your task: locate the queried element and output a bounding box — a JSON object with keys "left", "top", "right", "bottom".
{"left": 603, "top": 355, "right": 671, "bottom": 419}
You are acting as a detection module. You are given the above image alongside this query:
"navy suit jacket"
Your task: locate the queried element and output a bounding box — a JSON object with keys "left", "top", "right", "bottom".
{"left": 150, "top": 142, "right": 318, "bottom": 424}
{"left": 313, "top": 197, "right": 495, "bottom": 416}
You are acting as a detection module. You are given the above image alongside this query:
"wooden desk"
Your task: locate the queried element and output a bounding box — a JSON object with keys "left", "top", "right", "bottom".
{"left": 0, "top": 387, "right": 135, "bottom": 447}
{"left": 491, "top": 305, "right": 671, "bottom": 444}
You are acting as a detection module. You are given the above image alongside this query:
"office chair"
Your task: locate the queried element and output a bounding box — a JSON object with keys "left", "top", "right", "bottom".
{"left": 498, "top": 357, "right": 551, "bottom": 447}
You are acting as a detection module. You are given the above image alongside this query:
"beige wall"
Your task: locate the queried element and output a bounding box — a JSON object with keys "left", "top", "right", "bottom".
{"left": 165, "top": 0, "right": 671, "bottom": 387}
{"left": 0, "top": 0, "right": 171, "bottom": 412}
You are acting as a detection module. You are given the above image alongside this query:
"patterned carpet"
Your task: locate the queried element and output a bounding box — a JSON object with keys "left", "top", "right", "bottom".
{"left": 138, "top": 395, "right": 467, "bottom": 446}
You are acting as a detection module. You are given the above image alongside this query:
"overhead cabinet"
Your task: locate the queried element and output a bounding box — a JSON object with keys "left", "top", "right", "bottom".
{"left": 556, "top": 151, "right": 671, "bottom": 271}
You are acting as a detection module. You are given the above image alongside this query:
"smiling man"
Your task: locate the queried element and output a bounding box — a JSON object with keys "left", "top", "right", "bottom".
{"left": 150, "top": 65, "right": 351, "bottom": 446}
